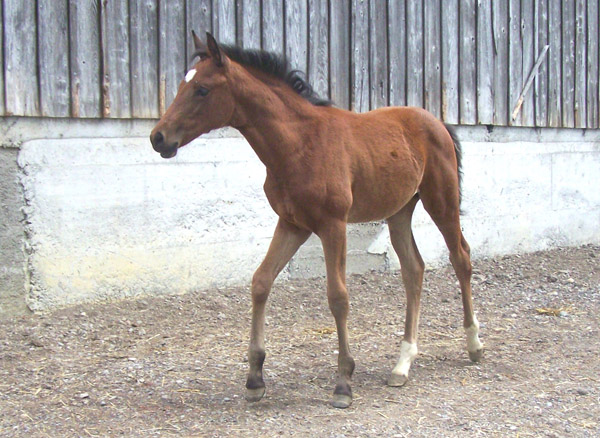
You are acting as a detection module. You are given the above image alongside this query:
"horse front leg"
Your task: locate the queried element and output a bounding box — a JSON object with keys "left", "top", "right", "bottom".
{"left": 319, "top": 220, "right": 355, "bottom": 409}
{"left": 246, "top": 219, "right": 311, "bottom": 402}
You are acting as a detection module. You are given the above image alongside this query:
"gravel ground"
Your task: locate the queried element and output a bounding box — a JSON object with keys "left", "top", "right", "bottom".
{"left": 1, "top": 244, "right": 599, "bottom": 437}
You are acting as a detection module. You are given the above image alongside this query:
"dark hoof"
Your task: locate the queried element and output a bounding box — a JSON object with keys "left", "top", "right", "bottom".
{"left": 387, "top": 373, "right": 409, "bottom": 387}
{"left": 331, "top": 393, "right": 352, "bottom": 409}
{"left": 245, "top": 387, "right": 266, "bottom": 402}
{"left": 469, "top": 348, "right": 484, "bottom": 362}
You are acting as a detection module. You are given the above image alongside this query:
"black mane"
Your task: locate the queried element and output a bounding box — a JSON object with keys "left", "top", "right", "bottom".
{"left": 194, "top": 45, "right": 332, "bottom": 107}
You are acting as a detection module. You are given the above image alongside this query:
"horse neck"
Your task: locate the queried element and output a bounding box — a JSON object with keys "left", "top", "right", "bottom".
{"left": 229, "top": 68, "right": 320, "bottom": 176}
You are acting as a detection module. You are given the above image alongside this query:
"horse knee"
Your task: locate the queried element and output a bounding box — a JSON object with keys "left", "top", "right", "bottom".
{"left": 251, "top": 271, "right": 273, "bottom": 305}
{"left": 327, "top": 289, "right": 349, "bottom": 317}
{"left": 450, "top": 250, "right": 472, "bottom": 279}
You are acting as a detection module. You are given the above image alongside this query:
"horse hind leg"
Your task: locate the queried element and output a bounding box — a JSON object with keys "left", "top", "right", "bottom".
{"left": 419, "top": 184, "right": 484, "bottom": 362}
{"left": 386, "top": 196, "right": 424, "bottom": 387}
{"left": 457, "top": 235, "right": 484, "bottom": 361}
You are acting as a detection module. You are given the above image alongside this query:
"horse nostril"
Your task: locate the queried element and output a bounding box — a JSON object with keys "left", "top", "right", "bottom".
{"left": 153, "top": 131, "right": 164, "bottom": 146}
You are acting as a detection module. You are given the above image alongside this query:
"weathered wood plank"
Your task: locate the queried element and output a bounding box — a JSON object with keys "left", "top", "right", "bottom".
{"left": 130, "top": 0, "right": 159, "bottom": 118}
{"left": 424, "top": 0, "right": 441, "bottom": 118}
{"left": 521, "top": 0, "right": 535, "bottom": 126}
{"left": 459, "top": 0, "right": 477, "bottom": 124}
{"left": 441, "top": 0, "right": 458, "bottom": 123}
{"left": 186, "top": 0, "right": 212, "bottom": 62}
{"left": 547, "top": 0, "right": 561, "bottom": 127}
{"left": 285, "top": 0, "right": 308, "bottom": 73}
{"left": 477, "top": 0, "right": 493, "bottom": 125}
{"left": 587, "top": 0, "right": 599, "bottom": 128}
{"left": 369, "top": 0, "right": 388, "bottom": 109}
{"left": 159, "top": 0, "right": 185, "bottom": 114}
{"left": 3, "top": 0, "right": 38, "bottom": 116}
{"left": 214, "top": 0, "right": 236, "bottom": 45}
{"left": 508, "top": 0, "right": 523, "bottom": 125}
{"left": 406, "top": 0, "right": 423, "bottom": 108}
{"left": 308, "top": 0, "right": 329, "bottom": 101}
{"left": 69, "top": 0, "right": 101, "bottom": 118}
{"left": 351, "top": 0, "right": 369, "bottom": 112}
{"left": 238, "top": 0, "right": 261, "bottom": 49}
{"left": 330, "top": 0, "right": 350, "bottom": 109}
{"left": 38, "top": 0, "right": 70, "bottom": 117}
{"left": 574, "top": 0, "right": 586, "bottom": 127}
{"left": 561, "top": 0, "right": 575, "bottom": 127}
{"left": 262, "top": 0, "right": 284, "bottom": 54}
{"left": 534, "top": 0, "right": 548, "bottom": 127}
{"left": 388, "top": 0, "right": 406, "bottom": 108}
{"left": 101, "top": 0, "right": 130, "bottom": 118}
{"left": 0, "top": 0, "right": 4, "bottom": 115}
{"left": 492, "top": 0, "right": 509, "bottom": 125}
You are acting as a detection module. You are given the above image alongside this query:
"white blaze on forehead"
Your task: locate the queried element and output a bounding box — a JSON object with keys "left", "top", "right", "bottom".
{"left": 185, "top": 69, "right": 197, "bottom": 83}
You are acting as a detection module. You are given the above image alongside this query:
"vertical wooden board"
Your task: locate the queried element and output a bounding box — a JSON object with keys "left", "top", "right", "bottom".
{"left": 477, "top": 0, "right": 493, "bottom": 125}
{"left": 101, "top": 0, "right": 130, "bottom": 118}
{"left": 69, "top": 0, "right": 101, "bottom": 118}
{"left": 574, "top": 0, "right": 586, "bottom": 127}
{"left": 369, "top": 0, "right": 387, "bottom": 109}
{"left": 351, "top": 0, "right": 369, "bottom": 112}
{"left": 406, "top": 0, "right": 423, "bottom": 108}
{"left": 521, "top": 0, "right": 535, "bottom": 126}
{"left": 424, "top": 0, "right": 441, "bottom": 118}
{"left": 285, "top": 0, "right": 308, "bottom": 73}
{"left": 262, "top": 0, "right": 284, "bottom": 54}
{"left": 561, "top": 0, "right": 575, "bottom": 127}
{"left": 459, "top": 0, "right": 477, "bottom": 124}
{"left": 3, "top": 0, "right": 38, "bottom": 116}
{"left": 130, "top": 0, "right": 159, "bottom": 118}
{"left": 159, "top": 0, "right": 185, "bottom": 114}
{"left": 330, "top": 0, "right": 350, "bottom": 109}
{"left": 534, "top": 0, "right": 548, "bottom": 127}
{"left": 508, "top": 0, "right": 522, "bottom": 125}
{"left": 0, "top": 0, "right": 5, "bottom": 115}
{"left": 547, "top": 0, "right": 561, "bottom": 126}
{"left": 38, "top": 0, "right": 70, "bottom": 117}
{"left": 587, "top": 0, "right": 599, "bottom": 128}
{"left": 238, "top": 0, "right": 261, "bottom": 48}
{"left": 388, "top": 0, "right": 406, "bottom": 107}
{"left": 308, "top": 0, "right": 329, "bottom": 101}
{"left": 186, "top": 0, "right": 211, "bottom": 62}
{"left": 441, "top": 0, "right": 458, "bottom": 123}
{"left": 214, "top": 0, "right": 236, "bottom": 45}
{"left": 492, "top": 0, "right": 509, "bottom": 125}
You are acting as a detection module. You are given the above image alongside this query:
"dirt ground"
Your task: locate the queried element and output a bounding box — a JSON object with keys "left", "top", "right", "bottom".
{"left": 1, "top": 245, "right": 599, "bottom": 437}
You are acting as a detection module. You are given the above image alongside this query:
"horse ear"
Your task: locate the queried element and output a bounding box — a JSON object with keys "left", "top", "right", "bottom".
{"left": 191, "top": 30, "right": 205, "bottom": 52}
{"left": 206, "top": 32, "right": 226, "bottom": 67}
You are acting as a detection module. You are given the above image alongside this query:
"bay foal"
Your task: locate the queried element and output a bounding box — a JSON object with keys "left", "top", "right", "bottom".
{"left": 150, "top": 32, "right": 483, "bottom": 408}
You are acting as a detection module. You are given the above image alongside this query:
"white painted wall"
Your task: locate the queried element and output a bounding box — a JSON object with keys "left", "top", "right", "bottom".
{"left": 16, "top": 128, "right": 600, "bottom": 311}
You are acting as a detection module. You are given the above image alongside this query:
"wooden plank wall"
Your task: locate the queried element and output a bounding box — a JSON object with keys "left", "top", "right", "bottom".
{"left": 0, "top": 0, "right": 598, "bottom": 129}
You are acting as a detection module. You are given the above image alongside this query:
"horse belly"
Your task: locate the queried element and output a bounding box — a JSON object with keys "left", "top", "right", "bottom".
{"left": 347, "top": 179, "right": 419, "bottom": 223}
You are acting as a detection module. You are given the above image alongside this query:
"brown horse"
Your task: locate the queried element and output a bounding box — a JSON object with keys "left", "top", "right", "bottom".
{"left": 150, "top": 32, "right": 483, "bottom": 408}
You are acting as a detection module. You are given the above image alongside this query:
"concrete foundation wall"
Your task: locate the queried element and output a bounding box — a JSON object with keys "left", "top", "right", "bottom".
{"left": 0, "top": 148, "right": 28, "bottom": 315}
{"left": 1, "top": 118, "right": 599, "bottom": 314}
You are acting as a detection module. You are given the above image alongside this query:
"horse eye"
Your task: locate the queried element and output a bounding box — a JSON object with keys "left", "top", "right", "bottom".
{"left": 195, "top": 87, "right": 209, "bottom": 97}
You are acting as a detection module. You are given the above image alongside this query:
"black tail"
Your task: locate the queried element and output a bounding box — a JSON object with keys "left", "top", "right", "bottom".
{"left": 444, "top": 124, "right": 463, "bottom": 210}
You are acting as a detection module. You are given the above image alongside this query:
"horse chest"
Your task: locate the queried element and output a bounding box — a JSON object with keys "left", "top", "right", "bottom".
{"left": 263, "top": 178, "right": 335, "bottom": 230}
{"left": 264, "top": 184, "right": 306, "bottom": 224}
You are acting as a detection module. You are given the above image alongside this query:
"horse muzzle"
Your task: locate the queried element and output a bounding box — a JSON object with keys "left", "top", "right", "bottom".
{"left": 150, "top": 131, "right": 179, "bottom": 159}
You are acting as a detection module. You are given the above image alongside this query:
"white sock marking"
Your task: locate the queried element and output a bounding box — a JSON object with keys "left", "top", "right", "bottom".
{"left": 465, "top": 315, "right": 483, "bottom": 353}
{"left": 185, "top": 69, "right": 197, "bottom": 83}
{"left": 391, "top": 341, "right": 418, "bottom": 377}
